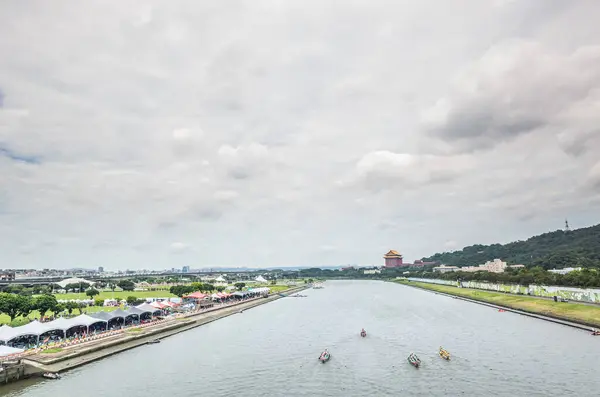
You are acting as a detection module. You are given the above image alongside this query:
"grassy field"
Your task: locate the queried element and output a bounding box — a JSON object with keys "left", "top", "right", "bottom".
{"left": 55, "top": 290, "right": 175, "bottom": 300}
{"left": 396, "top": 280, "right": 600, "bottom": 328}
{"left": 0, "top": 284, "right": 295, "bottom": 325}
{"left": 261, "top": 285, "right": 291, "bottom": 293}
{"left": 54, "top": 284, "right": 293, "bottom": 300}
{"left": 41, "top": 348, "right": 63, "bottom": 354}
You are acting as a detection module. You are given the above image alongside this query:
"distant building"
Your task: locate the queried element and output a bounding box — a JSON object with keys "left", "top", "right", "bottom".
{"left": 548, "top": 267, "right": 581, "bottom": 275}
{"left": 98, "top": 266, "right": 104, "bottom": 273}
{"left": 363, "top": 269, "right": 381, "bottom": 275}
{"left": 509, "top": 264, "right": 525, "bottom": 269}
{"left": 182, "top": 266, "right": 190, "bottom": 273}
{"left": 460, "top": 259, "right": 507, "bottom": 273}
{"left": 0, "top": 272, "right": 15, "bottom": 281}
{"left": 457, "top": 259, "right": 524, "bottom": 274}
{"left": 384, "top": 250, "right": 404, "bottom": 267}
{"left": 433, "top": 265, "right": 459, "bottom": 273}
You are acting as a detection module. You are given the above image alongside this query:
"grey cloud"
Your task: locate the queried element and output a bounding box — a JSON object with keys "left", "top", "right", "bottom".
{"left": 0, "top": 144, "right": 41, "bottom": 164}
{"left": 588, "top": 162, "right": 600, "bottom": 191}
{"left": 1, "top": 1, "right": 600, "bottom": 268}
{"left": 422, "top": 40, "right": 600, "bottom": 153}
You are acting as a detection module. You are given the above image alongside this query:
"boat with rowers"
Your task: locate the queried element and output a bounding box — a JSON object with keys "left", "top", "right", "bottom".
{"left": 42, "top": 372, "right": 61, "bottom": 380}
{"left": 439, "top": 346, "right": 451, "bottom": 360}
{"left": 407, "top": 353, "right": 421, "bottom": 368}
{"left": 360, "top": 328, "right": 367, "bottom": 337}
{"left": 318, "top": 349, "right": 331, "bottom": 363}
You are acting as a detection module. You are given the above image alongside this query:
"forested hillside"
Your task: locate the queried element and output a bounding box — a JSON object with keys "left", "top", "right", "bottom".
{"left": 421, "top": 224, "right": 600, "bottom": 269}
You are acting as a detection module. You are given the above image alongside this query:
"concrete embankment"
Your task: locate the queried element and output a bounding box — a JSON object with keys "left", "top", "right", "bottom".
{"left": 397, "top": 281, "right": 598, "bottom": 332}
{"left": 21, "top": 286, "right": 307, "bottom": 378}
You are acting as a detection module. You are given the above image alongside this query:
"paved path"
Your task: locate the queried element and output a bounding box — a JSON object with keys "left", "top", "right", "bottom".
{"left": 416, "top": 280, "right": 600, "bottom": 307}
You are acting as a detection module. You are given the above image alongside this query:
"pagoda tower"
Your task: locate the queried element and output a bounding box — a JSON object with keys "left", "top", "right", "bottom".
{"left": 383, "top": 250, "right": 404, "bottom": 267}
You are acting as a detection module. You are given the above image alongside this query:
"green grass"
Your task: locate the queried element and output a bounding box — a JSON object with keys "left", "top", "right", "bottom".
{"left": 261, "top": 285, "right": 290, "bottom": 293}
{"left": 55, "top": 290, "right": 175, "bottom": 300}
{"left": 396, "top": 280, "right": 600, "bottom": 327}
{"left": 41, "top": 348, "right": 63, "bottom": 354}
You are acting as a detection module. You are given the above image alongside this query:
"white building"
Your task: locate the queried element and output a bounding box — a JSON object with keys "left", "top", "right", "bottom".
{"left": 363, "top": 269, "right": 381, "bottom": 275}
{"left": 548, "top": 267, "right": 582, "bottom": 275}
{"left": 460, "top": 259, "right": 507, "bottom": 273}
{"left": 458, "top": 259, "right": 525, "bottom": 273}
{"left": 433, "top": 265, "right": 459, "bottom": 273}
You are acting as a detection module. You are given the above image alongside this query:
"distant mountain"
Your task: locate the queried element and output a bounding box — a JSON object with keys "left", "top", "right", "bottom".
{"left": 421, "top": 223, "right": 600, "bottom": 269}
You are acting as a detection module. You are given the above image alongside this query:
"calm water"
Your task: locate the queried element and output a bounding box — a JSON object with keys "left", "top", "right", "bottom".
{"left": 2, "top": 280, "right": 599, "bottom": 396}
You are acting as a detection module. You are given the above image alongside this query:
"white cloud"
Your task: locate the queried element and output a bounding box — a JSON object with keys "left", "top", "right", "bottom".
{"left": 444, "top": 240, "right": 458, "bottom": 250}
{"left": 347, "top": 150, "right": 474, "bottom": 191}
{"left": 1, "top": 1, "right": 600, "bottom": 269}
{"left": 170, "top": 242, "right": 190, "bottom": 253}
{"left": 213, "top": 190, "right": 239, "bottom": 202}
{"left": 588, "top": 162, "right": 600, "bottom": 190}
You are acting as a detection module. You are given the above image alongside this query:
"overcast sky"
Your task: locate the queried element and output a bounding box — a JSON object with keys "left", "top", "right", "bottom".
{"left": 1, "top": 1, "right": 600, "bottom": 270}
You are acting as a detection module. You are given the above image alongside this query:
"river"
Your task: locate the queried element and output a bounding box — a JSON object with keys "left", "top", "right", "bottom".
{"left": 1, "top": 280, "right": 599, "bottom": 396}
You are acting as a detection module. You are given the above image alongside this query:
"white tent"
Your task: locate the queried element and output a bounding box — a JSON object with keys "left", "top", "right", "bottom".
{"left": 41, "top": 317, "right": 72, "bottom": 333}
{"left": 11, "top": 320, "right": 48, "bottom": 338}
{"left": 249, "top": 287, "right": 270, "bottom": 294}
{"left": 255, "top": 276, "right": 267, "bottom": 283}
{"left": 68, "top": 314, "right": 107, "bottom": 328}
{"left": 0, "top": 320, "right": 56, "bottom": 343}
{"left": 135, "top": 303, "right": 160, "bottom": 315}
{"left": 0, "top": 345, "right": 24, "bottom": 357}
{"left": 0, "top": 325, "right": 15, "bottom": 343}
{"left": 57, "top": 277, "right": 96, "bottom": 288}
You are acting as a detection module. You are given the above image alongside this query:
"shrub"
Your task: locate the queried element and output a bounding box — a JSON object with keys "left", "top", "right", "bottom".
{"left": 10, "top": 317, "right": 31, "bottom": 327}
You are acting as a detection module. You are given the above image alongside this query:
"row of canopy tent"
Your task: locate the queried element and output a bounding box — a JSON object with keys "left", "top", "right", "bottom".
{"left": 0, "top": 315, "right": 106, "bottom": 345}
{"left": 184, "top": 289, "right": 270, "bottom": 301}
{"left": 0, "top": 303, "right": 168, "bottom": 346}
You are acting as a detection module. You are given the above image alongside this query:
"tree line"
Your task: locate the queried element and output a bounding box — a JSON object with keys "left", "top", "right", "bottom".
{"left": 412, "top": 266, "right": 600, "bottom": 288}
{"left": 169, "top": 282, "right": 235, "bottom": 297}
{"left": 0, "top": 293, "right": 87, "bottom": 324}
{"left": 421, "top": 223, "right": 600, "bottom": 269}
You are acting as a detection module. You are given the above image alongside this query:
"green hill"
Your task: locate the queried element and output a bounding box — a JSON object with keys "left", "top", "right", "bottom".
{"left": 422, "top": 223, "right": 600, "bottom": 269}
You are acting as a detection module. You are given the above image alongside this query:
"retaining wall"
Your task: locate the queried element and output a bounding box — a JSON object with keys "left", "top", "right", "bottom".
{"left": 406, "top": 277, "right": 600, "bottom": 303}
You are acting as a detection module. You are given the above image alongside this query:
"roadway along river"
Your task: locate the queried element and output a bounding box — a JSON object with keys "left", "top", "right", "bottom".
{"left": 2, "top": 280, "right": 599, "bottom": 396}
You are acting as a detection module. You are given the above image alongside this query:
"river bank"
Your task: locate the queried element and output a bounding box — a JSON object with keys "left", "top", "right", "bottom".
{"left": 7, "top": 286, "right": 308, "bottom": 384}
{"left": 396, "top": 280, "right": 600, "bottom": 329}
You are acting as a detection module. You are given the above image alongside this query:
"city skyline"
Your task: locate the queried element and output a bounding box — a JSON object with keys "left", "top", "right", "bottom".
{"left": 1, "top": 1, "right": 600, "bottom": 269}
